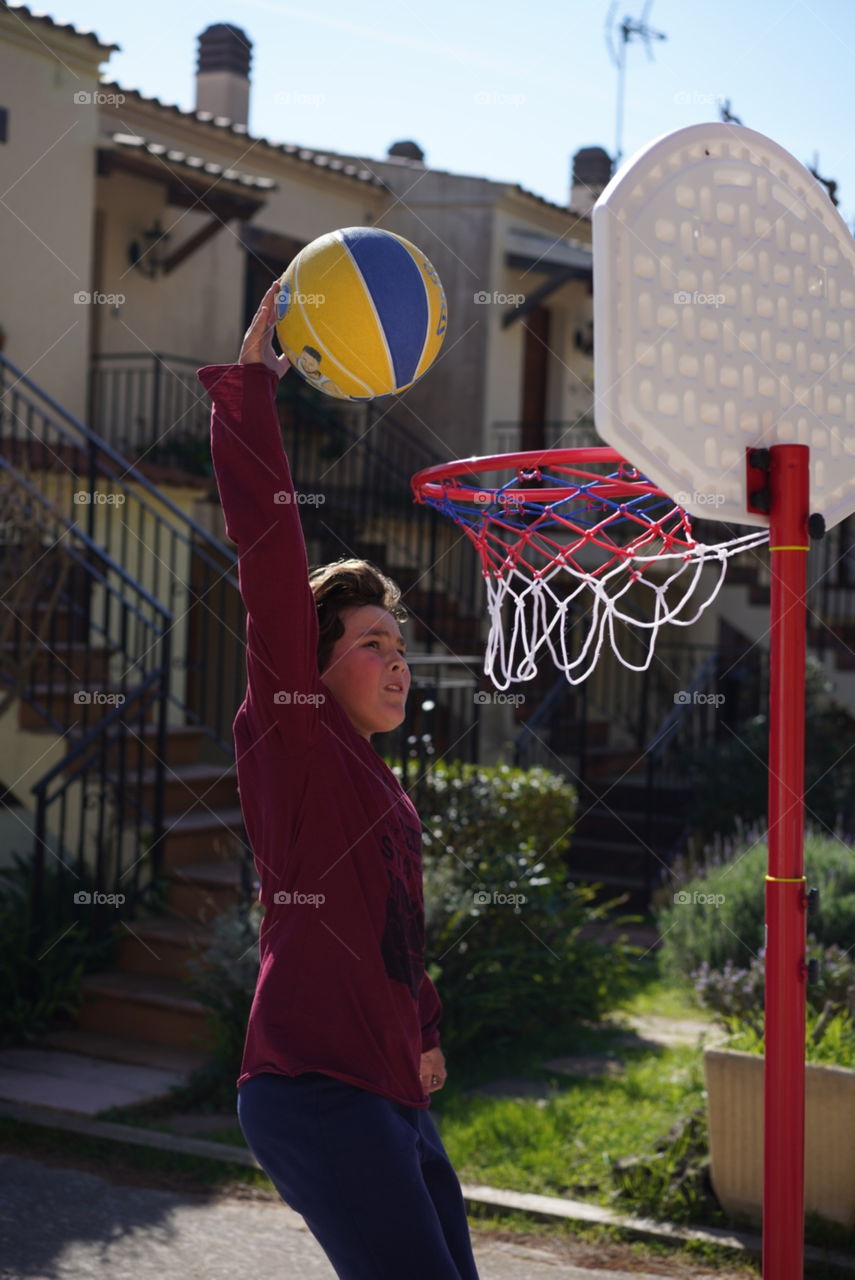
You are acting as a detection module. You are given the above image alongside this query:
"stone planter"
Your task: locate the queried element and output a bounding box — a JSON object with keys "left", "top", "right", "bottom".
{"left": 704, "top": 1047, "right": 855, "bottom": 1226}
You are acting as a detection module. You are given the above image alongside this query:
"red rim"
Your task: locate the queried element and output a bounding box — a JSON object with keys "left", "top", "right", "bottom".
{"left": 411, "top": 447, "right": 668, "bottom": 505}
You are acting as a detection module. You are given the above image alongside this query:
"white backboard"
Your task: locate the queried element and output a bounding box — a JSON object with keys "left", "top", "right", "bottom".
{"left": 593, "top": 123, "right": 855, "bottom": 529}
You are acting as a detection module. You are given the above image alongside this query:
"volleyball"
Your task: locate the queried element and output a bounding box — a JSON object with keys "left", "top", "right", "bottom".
{"left": 274, "top": 227, "right": 447, "bottom": 400}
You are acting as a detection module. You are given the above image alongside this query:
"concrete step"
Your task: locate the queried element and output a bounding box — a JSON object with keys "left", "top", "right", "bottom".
{"left": 0, "top": 639, "right": 113, "bottom": 684}
{"left": 19, "top": 682, "right": 155, "bottom": 731}
{"left": 77, "top": 970, "right": 215, "bottom": 1051}
{"left": 9, "top": 601, "right": 89, "bottom": 643}
{"left": 582, "top": 778, "right": 690, "bottom": 809}
{"left": 40, "top": 1027, "right": 209, "bottom": 1074}
{"left": 547, "top": 718, "right": 611, "bottom": 749}
{"left": 581, "top": 746, "right": 647, "bottom": 779}
{"left": 574, "top": 806, "right": 686, "bottom": 843}
{"left": 568, "top": 836, "right": 654, "bottom": 879}
{"left": 160, "top": 806, "right": 247, "bottom": 869}
{"left": 95, "top": 722, "right": 208, "bottom": 770}
{"left": 106, "top": 761, "right": 238, "bottom": 817}
{"left": 164, "top": 859, "right": 244, "bottom": 918}
{"left": 0, "top": 1045, "right": 189, "bottom": 1115}
{"left": 116, "top": 916, "right": 216, "bottom": 981}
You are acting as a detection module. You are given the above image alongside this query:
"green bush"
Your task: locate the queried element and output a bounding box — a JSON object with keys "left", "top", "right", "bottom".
{"left": 175, "top": 901, "right": 263, "bottom": 1111}
{"left": 694, "top": 946, "right": 855, "bottom": 1064}
{"left": 182, "top": 761, "right": 638, "bottom": 1101}
{"left": 409, "top": 761, "right": 638, "bottom": 1062}
{"left": 656, "top": 832, "right": 855, "bottom": 978}
{"left": 0, "top": 851, "right": 114, "bottom": 1047}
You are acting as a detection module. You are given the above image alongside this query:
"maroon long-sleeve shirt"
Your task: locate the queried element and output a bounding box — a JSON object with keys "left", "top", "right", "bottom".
{"left": 198, "top": 362, "right": 441, "bottom": 1108}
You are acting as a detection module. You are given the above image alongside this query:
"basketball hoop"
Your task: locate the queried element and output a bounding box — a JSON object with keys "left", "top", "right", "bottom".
{"left": 417, "top": 119, "right": 855, "bottom": 1280}
{"left": 412, "top": 446, "right": 767, "bottom": 687}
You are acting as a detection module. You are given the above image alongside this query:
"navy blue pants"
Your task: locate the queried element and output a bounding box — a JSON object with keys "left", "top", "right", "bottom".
{"left": 237, "top": 1071, "right": 481, "bottom": 1280}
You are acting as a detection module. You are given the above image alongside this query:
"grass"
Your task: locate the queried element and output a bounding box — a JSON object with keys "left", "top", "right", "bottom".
{"left": 617, "top": 973, "right": 711, "bottom": 1021}
{"left": 101, "top": 955, "right": 715, "bottom": 1200}
{"left": 434, "top": 1041, "right": 706, "bottom": 1205}
{"left": 7, "top": 954, "right": 855, "bottom": 1277}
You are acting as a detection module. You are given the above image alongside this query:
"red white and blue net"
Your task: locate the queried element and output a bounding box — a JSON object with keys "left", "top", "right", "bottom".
{"left": 412, "top": 449, "right": 768, "bottom": 686}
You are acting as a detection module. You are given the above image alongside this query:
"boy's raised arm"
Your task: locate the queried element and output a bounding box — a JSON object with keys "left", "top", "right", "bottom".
{"left": 197, "top": 284, "right": 324, "bottom": 750}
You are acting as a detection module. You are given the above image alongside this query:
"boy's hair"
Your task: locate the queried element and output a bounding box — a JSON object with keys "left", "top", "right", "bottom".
{"left": 309, "top": 558, "right": 407, "bottom": 673}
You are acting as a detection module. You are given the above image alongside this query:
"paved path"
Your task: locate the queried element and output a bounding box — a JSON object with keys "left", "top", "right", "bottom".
{"left": 0, "top": 1154, "right": 699, "bottom": 1280}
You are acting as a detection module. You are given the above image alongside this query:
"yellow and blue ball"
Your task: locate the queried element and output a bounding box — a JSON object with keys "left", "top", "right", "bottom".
{"left": 275, "top": 226, "right": 447, "bottom": 400}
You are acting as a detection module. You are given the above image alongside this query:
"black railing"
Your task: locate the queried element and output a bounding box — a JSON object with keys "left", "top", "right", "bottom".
{"left": 90, "top": 351, "right": 482, "bottom": 652}
{"left": 1, "top": 351, "right": 486, "bottom": 945}
{"left": 31, "top": 670, "right": 170, "bottom": 942}
{"left": 278, "top": 402, "right": 484, "bottom": 652}
{"left": 90, "top": 353, "right": 211, "bottom": 459}
{"left": 0, "top": 460, "right": 172, "bottom": 941}
{"left": 808, "top": 517, "right": 855, "bottom": 657}
{"left": 378, "top": 654, "right": 483, "bottom": 807}
{"left": 1, "top": 352, "right": 248, "bottom": 757}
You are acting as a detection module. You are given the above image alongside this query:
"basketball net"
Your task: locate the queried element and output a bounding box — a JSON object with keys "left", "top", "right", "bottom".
{"left": 412, "top": 448, "right": 768, "bottom": 687}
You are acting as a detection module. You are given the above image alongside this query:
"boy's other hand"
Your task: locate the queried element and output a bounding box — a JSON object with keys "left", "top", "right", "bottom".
{"left": 420, "top": 1046, "right": 447, "bottom": 1094}
{"left": 239, "top": 281, "right": 291, "bottom": 379}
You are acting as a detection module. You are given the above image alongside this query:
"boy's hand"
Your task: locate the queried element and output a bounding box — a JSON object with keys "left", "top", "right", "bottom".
{"left": 239, "top": 280, "right": 291, "bottom": 379}
{"left": 420, "top": 1045, "right": 447, "bottom": 1093}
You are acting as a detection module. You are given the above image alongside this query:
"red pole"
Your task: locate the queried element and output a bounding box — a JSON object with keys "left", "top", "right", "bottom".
{"left": 763, "top": 444, "right": 809, "bottom": 1280}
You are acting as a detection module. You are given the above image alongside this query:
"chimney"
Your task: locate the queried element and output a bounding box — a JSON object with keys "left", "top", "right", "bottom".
{"left": 195, "top": 24, "right": 252, "bottom": 126}
{"left": 569, "top": 146, "right": 613, "bottom": 215}
{"left": 387, "top": 140, "right": 426, "bottom": 164}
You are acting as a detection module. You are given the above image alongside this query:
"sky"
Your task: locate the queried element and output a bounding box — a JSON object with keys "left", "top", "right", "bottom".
{"left": 19, "top": 0, "right": 855, "bottom": 225}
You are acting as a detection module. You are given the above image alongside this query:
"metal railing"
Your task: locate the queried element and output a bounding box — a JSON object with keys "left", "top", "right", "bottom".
{"left": 1, "top": 351, "right": 486, "bottom": 943}
{"left": 31, "top": 671, "right": 170, "bottom": 942}
{"left": 1, "top": 352, "right": 252, "bottom": 757}
{"left": 0, "top": 459, "right": 172, "bottom": 941}
{"left": 379, "top": 653, "right": 483, "bottom": 807}
{"left": 89, "top": 351, "right": 482, "bottom": 649}
{"left": 90, "top": 353, "right": 211, "bottom": 458}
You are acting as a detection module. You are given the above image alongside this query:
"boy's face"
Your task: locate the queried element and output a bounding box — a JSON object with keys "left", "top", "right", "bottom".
{"left": 320, "top": 604, "right": 410, "bottom": 739}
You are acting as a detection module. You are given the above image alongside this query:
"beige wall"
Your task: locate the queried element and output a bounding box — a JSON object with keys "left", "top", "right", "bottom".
{"left": 95, "top": 94, "right": 386, "bottom": 369}
{"left": 484, "top": 201, "right": 595, "bottom": 454}
{"left": 0, "top": 13, "right": 115, "bottom": 421}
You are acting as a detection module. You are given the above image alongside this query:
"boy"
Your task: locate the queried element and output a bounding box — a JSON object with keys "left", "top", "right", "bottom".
{"left": 197, "top": 282, "right": 480, "bottom": 1280}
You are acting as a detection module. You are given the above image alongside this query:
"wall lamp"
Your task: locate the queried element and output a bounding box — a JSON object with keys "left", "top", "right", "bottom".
{"left": 128, "top": 219, "right": 170, "bottom": 279}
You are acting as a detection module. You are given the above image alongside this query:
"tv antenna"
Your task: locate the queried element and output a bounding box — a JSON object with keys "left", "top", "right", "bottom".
{"left": 605, "top": 2, "right": 667, "bottom": 169}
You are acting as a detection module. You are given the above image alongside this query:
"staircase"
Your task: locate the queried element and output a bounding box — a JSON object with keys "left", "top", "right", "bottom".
{"left": 514, "top": 636, "right": 769, "bottom": 907}
{"left": 0, "top": 351, "right": 484, "bottom": 1079}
